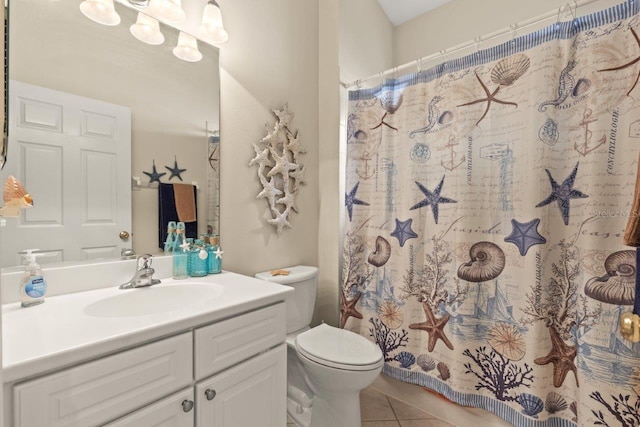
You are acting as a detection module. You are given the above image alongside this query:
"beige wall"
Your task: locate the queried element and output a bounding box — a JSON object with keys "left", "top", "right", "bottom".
{"left": 308, "top": 0, "right": 394, "bottom": 327}
{"left": 316, "top": 0, "right": 341, "bottom": 327}
{"left": 217, "top": 0, "right": 389, "bottom": 327}
{"left": 340, "top": 0, "right": 394, "bottom": 85}
{"left": 9, "top": 0, "right": 219, "bottom": 257}
{"left": 218, "top": 0, "right": 319, "bottom": 277}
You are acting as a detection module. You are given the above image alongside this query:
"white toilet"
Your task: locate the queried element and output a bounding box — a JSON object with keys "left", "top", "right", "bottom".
{"left": 256, "top": 266, "right": 383, "bottom": 427}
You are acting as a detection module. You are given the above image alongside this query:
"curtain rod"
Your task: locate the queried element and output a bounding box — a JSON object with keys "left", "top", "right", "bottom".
{"left": 341, "top": 0, "right": 606, "bottom": 89}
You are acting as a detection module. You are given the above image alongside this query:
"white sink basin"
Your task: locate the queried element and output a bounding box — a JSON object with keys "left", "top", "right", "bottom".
{"left": 83, "top": 283, "right": 224, "bottom": 318}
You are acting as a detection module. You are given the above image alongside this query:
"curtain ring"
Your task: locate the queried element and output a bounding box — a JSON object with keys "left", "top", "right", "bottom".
{"left": 440, "top": 49, "right": 448, "bottom": 64}
{"left": 570, "top": 0, "right": 578, "bottom": 20}
{"left": 416, "top": 58, "right": 422, "bottom": 73}
{"left": 556, "top": 4, "right": 564, "bottom": 26}
{"left": 558, "top": 2, "right": 578, "bottom": 22}
{"left": 474, "top": 36, "right": 482, "bottom": 58}
{"left": 356, "top": 80, "right": 362, "bottom": 89}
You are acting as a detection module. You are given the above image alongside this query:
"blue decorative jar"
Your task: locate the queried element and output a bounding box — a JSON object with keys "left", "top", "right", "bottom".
{"left": 189, "top": 239, "right": 208, "bottom": 277}
{"left": 207, "top": 235, "right": 222, "bottom": 274}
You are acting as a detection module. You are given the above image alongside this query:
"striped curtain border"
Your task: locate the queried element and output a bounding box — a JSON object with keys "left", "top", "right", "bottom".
{"left": 382, "top": 365, "right": 577, "bottom": 427}
{"left": 349, "top": 0, "right": 639, "bottom": 101}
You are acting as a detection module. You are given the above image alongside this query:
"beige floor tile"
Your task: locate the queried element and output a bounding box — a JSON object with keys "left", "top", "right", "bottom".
{"left": 360, "top": 387, "right": 397, "bottom": 421}
{"left": 361, "top": 422, "right": 401, "bottom": 427}
{"left": 388, "top": 397, "right": 435, "bottom": 420}
{"left": 399, "top": 419, "right": 456, "bottom": 427}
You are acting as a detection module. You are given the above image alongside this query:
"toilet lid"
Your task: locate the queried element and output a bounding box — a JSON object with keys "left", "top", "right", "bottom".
{"left": 295, "top": 324, "right": 383, "bottom": 370}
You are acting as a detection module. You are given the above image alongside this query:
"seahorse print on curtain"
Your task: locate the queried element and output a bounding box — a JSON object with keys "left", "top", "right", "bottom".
{"left": 342, "top": 1, "right": 640, "bottom": 426}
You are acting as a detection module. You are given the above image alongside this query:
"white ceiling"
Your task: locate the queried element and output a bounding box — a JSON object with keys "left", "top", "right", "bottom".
{"left": 376, "top": 0, "right": 452, "bottom": 26}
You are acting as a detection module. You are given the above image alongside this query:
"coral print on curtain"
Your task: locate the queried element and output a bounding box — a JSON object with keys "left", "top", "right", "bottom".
{"left": 342, "top": 1, "right": 640, "bottom": 426}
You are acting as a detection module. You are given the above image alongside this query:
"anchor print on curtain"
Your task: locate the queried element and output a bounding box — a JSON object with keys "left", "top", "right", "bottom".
{"left": 342, "top": 1, "right": 640, "bottom": 426}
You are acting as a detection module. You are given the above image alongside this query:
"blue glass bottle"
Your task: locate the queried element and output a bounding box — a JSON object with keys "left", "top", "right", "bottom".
{"left": 207, "top": 236, "right": 221, "bottom": 274}
{"left": 189, "top": 239, "right": 208, "bottom": 277}
{"left": 185, "top": 238, "right": 194, "bottom": 275}
{"left": 172, "top": 233, "right": 188, "bottom": 280}
{"left": 164, "top": 221, "right": 177, "bottom": 254}
{"left": 173, "top": 222, "right": 186, "bottom": 252}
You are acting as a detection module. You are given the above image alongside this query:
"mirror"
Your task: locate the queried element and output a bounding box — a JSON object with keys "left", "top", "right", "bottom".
{"left": 0, "top": 0, "right": 220, "bottom": 268}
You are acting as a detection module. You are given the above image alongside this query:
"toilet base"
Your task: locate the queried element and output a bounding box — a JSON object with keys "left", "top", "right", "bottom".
{"left": 308, "top": 390, "right": 361, "bottom": 427}
{"left": 286, "top": 391, "right": 362, "bottom": 427}
{"left": 287, "top": 396, "right": 312, "bottom": 427}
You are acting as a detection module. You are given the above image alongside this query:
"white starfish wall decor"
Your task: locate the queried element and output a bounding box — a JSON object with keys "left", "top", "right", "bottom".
{"left": 249, "top": 104, "right": 306, "bottom": 235}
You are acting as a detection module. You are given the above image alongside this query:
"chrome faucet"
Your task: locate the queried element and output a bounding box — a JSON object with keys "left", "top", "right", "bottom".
{"left": 120, "top": 254, "right": 161, "bottom": 289}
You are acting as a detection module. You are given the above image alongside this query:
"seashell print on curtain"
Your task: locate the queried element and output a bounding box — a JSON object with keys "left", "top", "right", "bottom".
{"left": 342, "top": 1, "right": 640, "bottom": 425}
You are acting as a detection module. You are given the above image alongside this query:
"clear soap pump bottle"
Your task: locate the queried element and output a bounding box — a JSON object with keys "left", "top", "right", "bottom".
{"left": 19, "top": 249, "right": 47, "bottom": 308}
{"left": 172, "top": 224, "right": 189, "bottom": 280}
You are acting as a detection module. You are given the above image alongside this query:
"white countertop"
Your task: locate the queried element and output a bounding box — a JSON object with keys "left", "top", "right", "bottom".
{"left": 2, "top": 271, "right": 292, "bottom": 383}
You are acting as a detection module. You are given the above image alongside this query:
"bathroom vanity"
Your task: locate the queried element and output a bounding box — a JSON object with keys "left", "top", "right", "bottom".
{"left": 1, "top": 269, "right": 292, "bottom": 426}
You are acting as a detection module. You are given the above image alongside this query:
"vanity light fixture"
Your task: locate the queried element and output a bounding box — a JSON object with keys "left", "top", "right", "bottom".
{"left": 130, "top": 12, "right": 165, "bottom": 45}
{"left": 173, "top": 32, "right": 203, "bottom": 62}
{"left": 148, "top": 0, "right": 186, "bottom": 24}
{"left": 79, "top": 0, "right": 121, "bottom": 26}
{"left": 196, "top": 0, "right": 228, "bottom": 44}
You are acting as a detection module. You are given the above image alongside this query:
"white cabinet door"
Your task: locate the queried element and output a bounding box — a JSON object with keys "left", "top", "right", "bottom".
{"left": 195, "top": 344, "right": 286, "bottom": 427}
{"left": 104, "top": 388, "right": 194, "bottom": 427}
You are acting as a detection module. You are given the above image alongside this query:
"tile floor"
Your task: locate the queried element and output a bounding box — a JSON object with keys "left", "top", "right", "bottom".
{"left": 287, "top": 386, "right": 455, "bottom": 427}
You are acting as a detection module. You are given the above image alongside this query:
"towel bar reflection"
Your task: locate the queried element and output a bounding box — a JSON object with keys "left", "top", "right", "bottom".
{"left": 132, "top": 177, "right": 199, "bottom": 191}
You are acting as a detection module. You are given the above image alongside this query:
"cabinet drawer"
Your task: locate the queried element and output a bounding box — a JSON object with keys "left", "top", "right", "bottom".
{"left": 194, "top": 303, "right": 285, "bottom": 379}
{"left": 14, "top": 333, "right": 193, "bottom": 427}
{"left": 104, "top": 388, "right": 194, "bottom": 427}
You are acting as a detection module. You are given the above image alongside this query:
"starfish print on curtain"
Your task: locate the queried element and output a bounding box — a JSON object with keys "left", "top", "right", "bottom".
{"left": 390, "top": 218, "right": 418, "bottom": 247}
{"left": 535, "top": 162, "right": 589, "bottom": 226}
{"left": 504, "top": 218, "right": 547, "bottom": 256}
{"left": 345, "top": 182, "right": 369, "bottom": 222}
{"left": 598, "top": 26, "right": 640, "bottom": 96}
{"left": 410, "top": 176, "right": 457, "bottom": 224}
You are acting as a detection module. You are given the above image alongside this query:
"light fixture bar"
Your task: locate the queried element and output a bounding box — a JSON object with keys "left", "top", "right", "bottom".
{"left": 148, "top": 0, "right": 186, "bottom": 24}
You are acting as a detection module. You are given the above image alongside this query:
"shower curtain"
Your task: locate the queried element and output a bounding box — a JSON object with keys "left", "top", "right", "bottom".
{"left": 342, "top": 1, "right": 640, "bottom": 426}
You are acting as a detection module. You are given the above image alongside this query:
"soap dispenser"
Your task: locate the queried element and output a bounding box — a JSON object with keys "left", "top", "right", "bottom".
{"left": 19, "top": 249, "right": 47, "bottom": 308}
{"left": 173, "top": 231, "right": 189, "bottom": 280}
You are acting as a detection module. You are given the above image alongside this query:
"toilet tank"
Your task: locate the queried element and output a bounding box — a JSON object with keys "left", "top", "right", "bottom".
{"left": 255, "top": 266, "right": 318, "bottom": 334}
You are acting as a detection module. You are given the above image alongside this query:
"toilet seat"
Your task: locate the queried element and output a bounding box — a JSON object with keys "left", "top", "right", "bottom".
{"left": 295, "top": 324, "right": 383, "bottom": 371}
